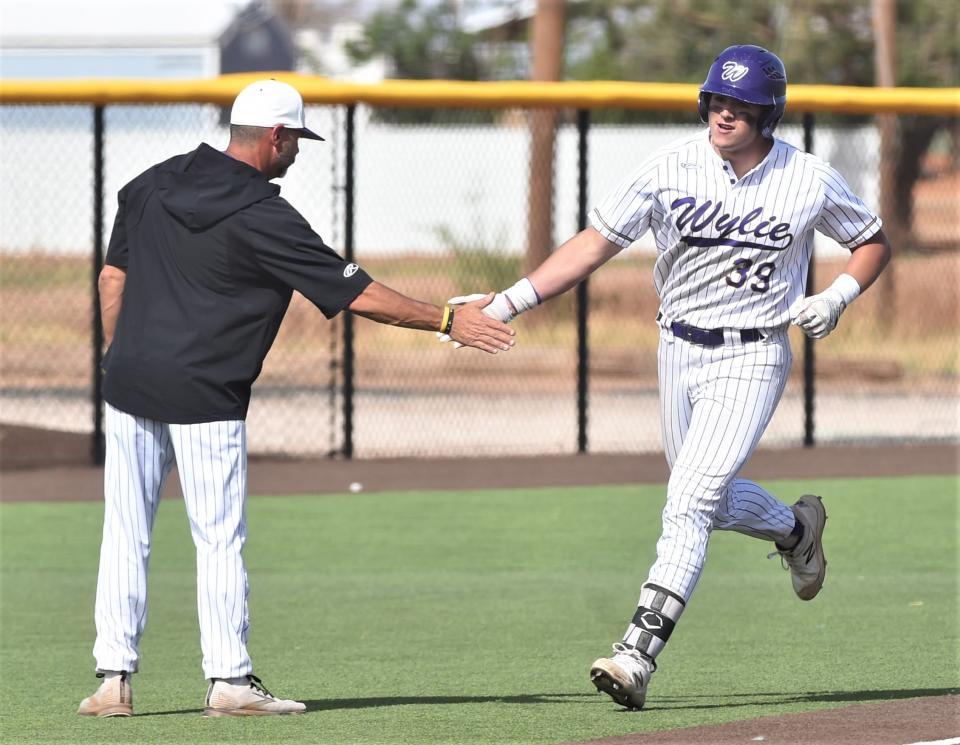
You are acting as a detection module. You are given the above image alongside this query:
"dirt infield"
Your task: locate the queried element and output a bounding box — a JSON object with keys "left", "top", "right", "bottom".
{"left": 1, "top": 423, "right": 957, "bottom": 501}
{"left": 564, "top": 696, "right": 960, "bottom": 745}
{"left": 1, "top": 424, "right": 957, "bottom": 744}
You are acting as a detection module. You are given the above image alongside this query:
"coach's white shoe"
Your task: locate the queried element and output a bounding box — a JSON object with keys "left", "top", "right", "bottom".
{"left": 203, "top": 674, "right": 306, "bottom": 717}
{"left": 590, "top": 643, "right": 656, "bottom": 710}
{"left": 769, "top": 494, "right": 827, "bottom": 600}
{"left": 77, "top": 671, "right": 133, "bottom": 717}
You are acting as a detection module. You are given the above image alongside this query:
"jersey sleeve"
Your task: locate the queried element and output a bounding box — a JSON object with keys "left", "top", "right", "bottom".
{"left": 240, "top": 197, "right": 373, "bottom": 318}
{"left": 814, "top": 163, "right": 883, "bottom": 249}
{"left": 589, "top": 158, "right": 661, "bottom": 248}
{"left": 104, "top": 189, "right": 129, "bottom": 268}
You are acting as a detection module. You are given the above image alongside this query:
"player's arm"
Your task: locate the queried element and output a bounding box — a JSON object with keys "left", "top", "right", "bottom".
{"left": 841, "top": 229, "right": 892, "bottom": 292}
{"left": 98, "top": 264, "right": 127, "bottom": 347}
{"left": 791, "top": 229, "right": 892, "bottom": 340}
{"left": 454, "top": 154, "right": 652, "bottom": 326}
{"left": 476, "top": 227, "right": 623, "bottom": 323}
{"left": 348, "top": 281, "right": 515, "bottom": 355}
{"left": 529, "top": 227, "right": 624, "bottom": 300}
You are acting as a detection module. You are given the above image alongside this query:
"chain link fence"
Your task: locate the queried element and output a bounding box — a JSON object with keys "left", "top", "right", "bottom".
{"left": 1, "top": 98, "right": 957, "bottom": 459}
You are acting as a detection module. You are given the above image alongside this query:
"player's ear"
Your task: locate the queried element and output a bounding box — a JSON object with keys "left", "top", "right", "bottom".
{"left": 269, "top": 125, "right": 286, "bottom": 147}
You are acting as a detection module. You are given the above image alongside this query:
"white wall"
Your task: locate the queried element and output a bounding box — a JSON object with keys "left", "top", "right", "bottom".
{"left": 0, "top": 0, "right": 240, "bottom": 79}
{"left": 0, "top": 105, "right": 878, "bottom": 259}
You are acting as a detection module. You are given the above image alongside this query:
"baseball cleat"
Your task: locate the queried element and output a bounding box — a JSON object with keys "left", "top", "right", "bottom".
{"left": 203, "top": 674, "right": 306, "bottom": 717}
{"left": 589, "top": 643, "right": 656, "bottom": 710}
{"left": 77, "top": 671, "right": 133, "bottom": 717}
{"left": 769, "top": 494, "right": 827, "bottom": 600}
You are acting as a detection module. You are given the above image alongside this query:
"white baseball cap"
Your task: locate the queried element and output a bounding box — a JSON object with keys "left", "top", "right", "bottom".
{"left": 230, "top": 79, "right": 324, "bottom": 141}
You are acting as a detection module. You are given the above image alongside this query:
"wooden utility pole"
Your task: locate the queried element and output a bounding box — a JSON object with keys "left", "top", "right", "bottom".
{"left": 872, "top": 0, "right": 897, "bottom": 326}
{"left": 874, "top": 0, "right": 898, "bottom": 234}
{"left": 525, "top": 0, "right": 565, "bottom": 275}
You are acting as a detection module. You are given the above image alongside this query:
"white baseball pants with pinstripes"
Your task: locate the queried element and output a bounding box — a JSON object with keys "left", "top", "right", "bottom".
{"left": 647, "top": 325, "right": 796, "bottom": 602}
{"left": 93, "top": 403, "right": 252, "bottom": 679}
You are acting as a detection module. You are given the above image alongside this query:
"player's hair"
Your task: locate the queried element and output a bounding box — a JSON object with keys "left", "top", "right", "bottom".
{"left": 229, "top": 124, "right": 271, "bottom": 145}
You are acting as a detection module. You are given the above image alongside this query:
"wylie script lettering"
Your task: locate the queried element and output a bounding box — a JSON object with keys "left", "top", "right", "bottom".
{"left": 671, "top": 196, "right": 794, "bottom": 250}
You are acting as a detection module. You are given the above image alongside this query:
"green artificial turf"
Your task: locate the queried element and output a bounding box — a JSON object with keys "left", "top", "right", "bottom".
{"left": 1, "top": 476, "right": 957, "bottom": 744}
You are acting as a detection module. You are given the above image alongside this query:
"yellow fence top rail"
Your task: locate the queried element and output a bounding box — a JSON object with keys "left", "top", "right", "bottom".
{"left": 2, "top": 73, "right": 958, "bottom": 116}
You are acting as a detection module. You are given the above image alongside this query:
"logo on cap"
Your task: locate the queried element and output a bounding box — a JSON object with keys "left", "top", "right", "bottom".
{"left": 761, "top": 63, "right": 786, "bottom": 80}
{"left": 721, "top": 61, "right": 749, "bottom": 82}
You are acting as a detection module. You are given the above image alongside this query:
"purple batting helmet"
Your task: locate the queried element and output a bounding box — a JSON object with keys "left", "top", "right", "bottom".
{"left": 698, "top": 45, "right": 787, "bottom": 138}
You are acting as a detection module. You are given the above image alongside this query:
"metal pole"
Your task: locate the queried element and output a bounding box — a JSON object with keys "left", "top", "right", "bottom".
{"left": 92, "top": 105, "right": 105, "bottom": 465}
{"left": 803, "top": 113, "right": 815, "bottom": 447}
{"left": 342, "top": 104, "right": 356, "bottom": 459}
{"left": 575, "top": 109, "right": 590, "bottom": 453}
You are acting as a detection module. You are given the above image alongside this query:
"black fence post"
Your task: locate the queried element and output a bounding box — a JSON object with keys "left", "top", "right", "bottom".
{"left": 92, "top": 105, "right": 105, "bottom": 466}
{"left": 575, "top": 109, "right": 590, "bottom": 453}
{"left": 803, "top": 112, "right": 815, "bottom": 447}
{"left": 342, "top": 104, "right": 356, "bottom": 459}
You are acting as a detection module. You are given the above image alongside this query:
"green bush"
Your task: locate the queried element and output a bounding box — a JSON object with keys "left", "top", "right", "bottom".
{"left": 434, "top": 224, "right": 521, "bottom": 295}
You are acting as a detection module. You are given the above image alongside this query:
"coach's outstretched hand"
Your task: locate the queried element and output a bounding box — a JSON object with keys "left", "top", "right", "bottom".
{"left": 437, "top": 292, "right": 506, "bottom": 349}
{"left": 348, "top": 281, "right": 514, "bottom": 354}
{"left": 436, "top": 293, "right": 487, "bottom": 345}
{"left": 448, "top": 292, "right": 516, "bottom": 354}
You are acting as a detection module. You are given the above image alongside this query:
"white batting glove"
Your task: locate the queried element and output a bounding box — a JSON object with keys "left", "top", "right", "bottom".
{"left": 481, "top": 292, "right": 518, "bottom": 323}
{"left": 789, "top": 273, "right": 861, "bottom": 340}
{"left": 438, "top": 278, "right": 541, "bottom": 348}
{"left": 790, "top": 291, "right": 845, "bottom": 339}
{"left": 436, "top": 293, "right": 487, "bottom": 344}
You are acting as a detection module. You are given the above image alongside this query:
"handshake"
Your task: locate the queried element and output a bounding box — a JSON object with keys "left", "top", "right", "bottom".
{"left": 437, "top": 279, "right": 541, "bottom": 349}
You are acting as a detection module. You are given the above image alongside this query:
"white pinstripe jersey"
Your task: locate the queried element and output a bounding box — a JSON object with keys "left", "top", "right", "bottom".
{"left": 590, "top": 130, "right": 882, "bottom": 329}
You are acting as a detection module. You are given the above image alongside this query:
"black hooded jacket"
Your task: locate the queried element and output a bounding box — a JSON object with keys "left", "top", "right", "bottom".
{"left": 102, "top": 143, "right": 372, "bottom": 423}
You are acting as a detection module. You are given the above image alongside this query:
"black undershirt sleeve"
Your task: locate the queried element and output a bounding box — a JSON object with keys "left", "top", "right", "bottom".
{"left": 104, "top": 189, "right": 130, "bottom": 268}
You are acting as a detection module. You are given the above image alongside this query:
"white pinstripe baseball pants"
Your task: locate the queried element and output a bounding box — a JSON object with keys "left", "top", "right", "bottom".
{"left": 93, "top": 403, "right": 252, "bottom": 679}
{"left": 647, "top": 326, "right": 796, "bottom": 602}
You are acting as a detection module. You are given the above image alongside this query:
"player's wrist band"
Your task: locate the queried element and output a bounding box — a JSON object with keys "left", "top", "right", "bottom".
{"left": 440, "top": 304, "right": 455, "bottom": 334}
{"left": 502, "top": 277, "right": 541, "bottom": 316}
{"left": 829, "top": 273, "right": 861, "bottom": 307}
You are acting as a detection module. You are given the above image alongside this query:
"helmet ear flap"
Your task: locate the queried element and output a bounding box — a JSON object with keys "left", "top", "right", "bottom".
{"left": 758, "top": 104, "right": 784, "bottom": 138}
{"left": 698, "top": 92, "right": 710, "bottom": 124}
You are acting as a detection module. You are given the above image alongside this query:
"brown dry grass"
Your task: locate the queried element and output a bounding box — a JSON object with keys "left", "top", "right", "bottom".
{"left": 3, "top": 157, "right": 958, "bottom": 393}
{"left": 2, "top": 249, "right": 955, "bottom": 395}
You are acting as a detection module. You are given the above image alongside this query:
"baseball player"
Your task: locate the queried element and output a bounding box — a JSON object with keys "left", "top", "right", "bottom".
{"left": 78, "top": 79, "right": 514, "bottom": 718}
{"left": 456, "top": 45, "right": 891, "bottom": 708}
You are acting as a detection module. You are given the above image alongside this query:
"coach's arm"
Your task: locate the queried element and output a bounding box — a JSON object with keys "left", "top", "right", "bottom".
{"left": 349, "top": 281, "right": 515, "bottom": 355}
{"left": 99, "top": 265, "right": 127, "bottom": 347}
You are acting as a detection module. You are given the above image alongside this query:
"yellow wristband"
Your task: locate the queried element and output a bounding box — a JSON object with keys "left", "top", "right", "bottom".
{"left": 440, "top": 304, "right": 452, "bottom": 333}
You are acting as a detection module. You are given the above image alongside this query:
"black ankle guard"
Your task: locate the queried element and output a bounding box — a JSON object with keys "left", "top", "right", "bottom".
{"left": 623, "top": 583, "right": 686, "bottom": 659}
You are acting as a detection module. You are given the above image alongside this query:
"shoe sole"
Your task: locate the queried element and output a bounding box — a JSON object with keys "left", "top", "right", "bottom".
{"left": 589, "top": 659, "right": 645, "bottom": 710}
{"left": 77, "top": 705, "right": 133, "bottom": 717}
{"left": 203, "top": 707, "right": 305, "bottom": 717}
{"left": 796, "top": 495, "right": 827, "bottom": 601}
